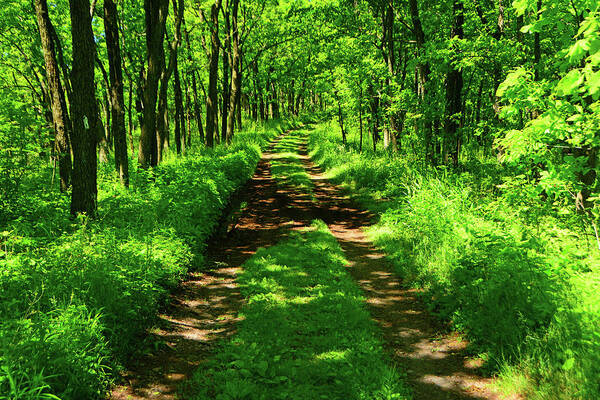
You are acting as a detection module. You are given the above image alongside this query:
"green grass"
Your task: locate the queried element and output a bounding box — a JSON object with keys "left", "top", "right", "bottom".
{"left": 185, "top": 221, "right": 410, "bottom": 400}
{"left": 270, "top": 128, "right": 314, "bottom": 195}
{"left": 0, "top": 120, "right": 296, "bottom": 399}
{"left": 307, "top": 120, "right": 600, "bottom": 400}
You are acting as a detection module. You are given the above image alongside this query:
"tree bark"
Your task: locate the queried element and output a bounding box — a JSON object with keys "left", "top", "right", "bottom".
{"left": 226, "top": 0, "right": 240, "bottom": 142}
{"left": 68, "top": 0, "right": 99, "bottom": 215}
{"left": 34, "top": 0, "right": 72, "bottom": 191}
{"left": 183, "top": 18, "right": 204, "bottom": 143}
{"left": 444, "top": 0, "right": 464, "bottom": 166}
{"left": 221, "top": 6, "right": 231, "bottom": 143}
{"left": 104, "top": 0, "right": 129, "bottom": 186}
{"left": 382, "top": 3, "right": 397, "bottom": 151}
{"left": 408, "top": 0, "right": 433, "bottom": 162}
{"left": 205, "top": 0, "right": 222, "bottom": 147}
{"left": 139, "top": 0, "right": 168, "bottom": 168}
{"left": 174, "top": 59, "right": 185, "bottom": 154}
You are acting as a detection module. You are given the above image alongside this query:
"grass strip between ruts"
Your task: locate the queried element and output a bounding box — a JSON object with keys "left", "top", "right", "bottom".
{"left": 270, "top": 128, "right": 315, "bottom": 196}
{"left": 186, "top": 220, "right": 410, "bottom": 400}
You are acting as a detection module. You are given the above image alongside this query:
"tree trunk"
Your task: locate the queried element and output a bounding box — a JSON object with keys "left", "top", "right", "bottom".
{"left": 156, "top": 51, "right": 169, "bottom": 162}
{"left": 104, "top": 0, "right": 129, "bottom": 186}
{"left": 226, "top": 0, "right": 240, "bottom": 142}
{"left": 174, "top": 59, "right": 185, "bottom": 154}
{"left": 382, "top": 3, "right": 397, "bottom": 151}
{"left": 408, "top": 0, "right": 433, "bottom": 162}
{"left": 34, "top": 0, "right": 72, "bottom": 191}
{"left": 205, "top": 0, "right": 221, "bottom": 148}
{"left": 335, "top": 93, "right": 347, "bottom": 145}
{"left": 221, "top": 7, "right": 231, "bottom": 143}
{"left": 235, "top": 49, "right": 243, "bottom": 129}
{"left": 444, "top": 0, "right": 464, "bottom": 166}
{"left": 534, "top": 0, "right": 542, "bottom": 80}
{"left": 139, "top": 0, "right": 168, "bottom": 168}
{"left": 184, "top": 17, "right": 204, "bottom": 143}
{"left": 68, "top": 0, "right": 99, "bottom": 216}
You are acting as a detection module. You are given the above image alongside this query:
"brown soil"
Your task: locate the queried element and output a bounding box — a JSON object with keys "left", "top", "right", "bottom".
{"left": 110, "top": 130, "right": 514, "bottom": 400}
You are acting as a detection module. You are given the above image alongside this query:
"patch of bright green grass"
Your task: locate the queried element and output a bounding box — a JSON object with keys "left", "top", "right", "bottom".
{"left": 270, "top": 129, "right": 314, "bottom": 195}
{"left": 186, "top": 221, "right": 410, "bottom": 400}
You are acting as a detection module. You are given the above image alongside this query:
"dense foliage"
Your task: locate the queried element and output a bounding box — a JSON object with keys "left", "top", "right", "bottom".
{"left": 1, "top": 0, "right": 599, "bottom": 398}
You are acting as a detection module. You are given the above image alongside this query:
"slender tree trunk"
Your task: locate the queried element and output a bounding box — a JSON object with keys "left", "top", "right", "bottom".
{"left": 139, "top": 0, "right": 169, "bottom": 168}
{"left": 98, "top": 90, "right": 111, "bottom": 163}
{"left": 128, "top": 79, "right": 135, "bottom": 154}
{"left": 444, "top": 0, "right": 464, "bottom": 166}
{"left": 156, "top": 49, "right": 169, "bottom": 162}
{"left": 221, "top": 7, "right": 231, "bottom": 143}
{"left": 235, "top": 49, "right": 243, "bottom": 129}
{"left": 409, "top": 0, "right": 433, "bottom": 162}
{"left": 184, "top": 18, "right": 204, "bottom": 143}
{"left": 368, "top": 83, "right": 380, "bottom": 152}
{"left": 104, "top": 0, "right": 129, "bottom": 186}
{"left": 226, "top": 0, "right": 240, "bottom": 142}
{"left": 382, "top": 3, "right": 397, "bottom": 151}
{"left": 174, "top": 59, "right": 185, "bottom": 154}
{"left": 534, "top": 0, "right": 542, "bottom": 80}
{"left": 69, "top": 0, "right": 99, "bottom": 215}
{"left": 252, "top": 63, "right": 259, "bottom": 120}
{"left": 34, "top": 0, "right": 72, "bottom": 191}
{"left": 359, "top": 84, "right": 363, "bottom": 152}
{"left": 205, "top": 0, "right": 221, "bottom": 148}
{"left": 335, "top": 93, "right": 347, "bottom": 145}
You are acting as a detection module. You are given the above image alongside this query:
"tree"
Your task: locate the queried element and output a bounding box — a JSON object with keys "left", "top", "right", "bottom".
{"left": 68, "top": 0, "right": 99, "bottom": 215}
{"left": 33, "top": 0, "right": 72, "bottom": 192}
{"left": 204, "top": 0, "right": 222, "bottom": 148}
{"left": 139, "top": 0, "right": 168, "bottom": 168}
{"left": 226, "top": 0, "right": 240, "bottom": 142}
{"left": 104, "top": 0, "right": 129, "bottom": 186}
{"left": 444, "top": 0, "right": 464, "bottom": 166}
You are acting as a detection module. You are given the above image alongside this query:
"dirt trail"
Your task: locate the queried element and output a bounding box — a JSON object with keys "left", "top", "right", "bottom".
{"left": 110, "top": 134, "right": 315, "bottom": 400}
{"left": 294, "top": 139, "right": 510, "bottom": 400}
{"left": 111, "top": 129, "right": 509, "bottom": 400}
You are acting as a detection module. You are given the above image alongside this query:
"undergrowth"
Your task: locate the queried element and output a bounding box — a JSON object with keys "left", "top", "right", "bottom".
{"left": 185, "top": 220, "right": 410, "bottom": 400}
{"left": 0, "top": 119, "right": 295, "bottom": 399}
{"left": 308, "top": 121, "right": 600, "bottom": 400}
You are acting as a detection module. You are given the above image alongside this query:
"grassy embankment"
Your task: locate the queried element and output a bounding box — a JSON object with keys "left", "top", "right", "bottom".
{"left": 308, "top": 121, "right": 599, "bottom": 400}
{"left": 0, "top": 119, "right": 294, "bottom": 399}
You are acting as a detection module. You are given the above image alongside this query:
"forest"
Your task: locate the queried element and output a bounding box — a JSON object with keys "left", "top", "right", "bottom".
{"left": 0, "top": 0, "right": 599, "bottom": 399}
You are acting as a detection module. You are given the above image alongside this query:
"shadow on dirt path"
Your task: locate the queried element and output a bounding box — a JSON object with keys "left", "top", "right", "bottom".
{"left": 110, "top": 133, "right": 318, "bottom": 400}
{"left": 295, "top": 135, "right": 514, "bottom": 400}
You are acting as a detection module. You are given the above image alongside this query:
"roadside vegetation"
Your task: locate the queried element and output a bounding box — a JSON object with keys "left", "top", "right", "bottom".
{"left": 309, "top": 122, "right": 600, "bottom": 400}
{"left": 0, "top": 121, "right": 289, "bottom": 399}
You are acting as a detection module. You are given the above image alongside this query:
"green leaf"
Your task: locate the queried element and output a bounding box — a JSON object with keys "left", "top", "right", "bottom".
{"left": 513, "top": 0, "right": 533, "bottom": 15}
{"left": 256, "top": 360, "right": 268, "bottom": 376}
{"left": 556, "top": 70, "right": 584, "bottom": 96}
{"left": 567, "top": 40, "right": 590, "bottom": 63}
{"left": 562, "top": 357, "right": 575, "bottom": 371}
